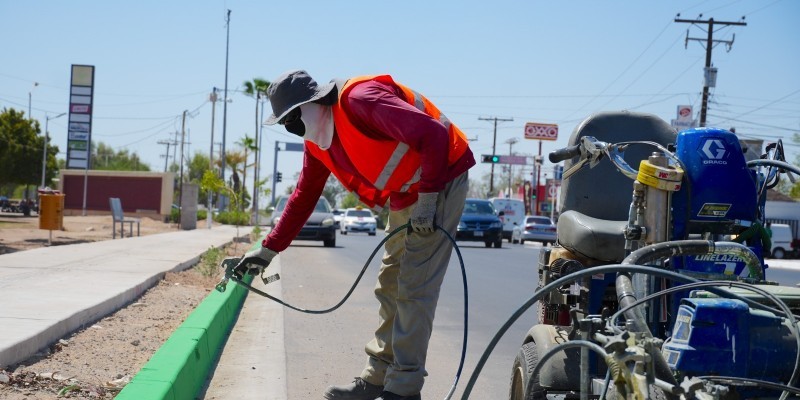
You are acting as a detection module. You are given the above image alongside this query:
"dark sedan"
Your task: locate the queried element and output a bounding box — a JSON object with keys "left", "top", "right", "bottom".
{"left": 456, "top": 199, "right": 504, "bottom": 248}
{"left": 269, "top": 196, "right": 337, "bottom": 247}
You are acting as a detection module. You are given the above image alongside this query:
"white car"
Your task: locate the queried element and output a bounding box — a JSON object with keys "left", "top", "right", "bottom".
{"left": 340, "top": 208, "right": 378, "bottom": 235}
{"left": 512, "top": 215, "right": 557, "bottom": 245}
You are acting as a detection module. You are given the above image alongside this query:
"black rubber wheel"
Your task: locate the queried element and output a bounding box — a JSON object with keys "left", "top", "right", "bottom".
{"left": 509, "top": 342, "right": 545, "bottom": 400}
{"left": 341, "top": 230, "right": 348, "bottom": 235}
{"left": 494, "top": 239, "right": 503, "bottom": 248}
{"left": 485, "top": 241, "right": 492, "bottom": 248}
{"left": 369, "top": 232, "right": 376, "bottom": 236}
{"left": 324, "top": 237, "right": 336, "bottom": 247}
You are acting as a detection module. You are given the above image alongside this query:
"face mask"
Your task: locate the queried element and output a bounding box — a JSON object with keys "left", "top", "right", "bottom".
{"left": 299, "top": 103, "right": 334, "bottom": 150}
{"left": 281, "top": 108, "right": 305, "bottom": 137}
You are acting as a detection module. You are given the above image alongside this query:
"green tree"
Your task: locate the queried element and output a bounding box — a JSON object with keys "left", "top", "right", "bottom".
{"left": 0, "top": 108, "right": 58, "bottom": 187}
{"left": 790, "top": 133, "right": 800, "bottom": 199}
{"left": 340, "top": 192, "right": 360, "bottom": 209}
{"left": 187, "top": 152, "right": 212, "bottom": 206}
{"left": 236, "top": 135, "right": 257, "bottom": 208}
{"left": 91, "top": 142, "right": 150, "bottom": 171}
{"left": 322, "top": 175, "right": 346, "bottom": 208}
{"left": 219, "top": 150, "right": 248, "bottom": 209}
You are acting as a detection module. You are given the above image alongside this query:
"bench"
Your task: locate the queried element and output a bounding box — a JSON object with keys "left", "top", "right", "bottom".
{"left": 109, "top": 198, "right": 140, "bottom": 239}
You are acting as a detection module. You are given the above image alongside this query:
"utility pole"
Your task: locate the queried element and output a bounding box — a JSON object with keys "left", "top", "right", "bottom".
{"left": 221, "top": 9, "right": 232, "bottom": 205}
{"left": 272, "top": 141, "right": 279, "bottom": 206}
{"left": 506, "top": 137, "right": 518, "bottom": 197}
{"left": 157, "top": 139, "right": 173, "bottom": 172}
{"left": 208, "top": 88, "right": 218, "bottom": 229}
{"left": 178, "top": 110, "right": 187, "bottom": 224}
{"left": 479, "top": 116, "right": 513, "bottom": 195}
{"left": 675, "top": 15, "right": 746, "bottom": 127}
{"left": 171, "top": 131, "right": 179, "bottom": 170}
{"left": 254, "top": 95, "right": 265, "bottom": 226}
{"left": 28, "top": 82, "right": 38, "bottom": 120}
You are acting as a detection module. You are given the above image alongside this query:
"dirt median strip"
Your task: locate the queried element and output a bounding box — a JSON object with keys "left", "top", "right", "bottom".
{"left": 115, "top": 238, "right": 262, "bottom": 400}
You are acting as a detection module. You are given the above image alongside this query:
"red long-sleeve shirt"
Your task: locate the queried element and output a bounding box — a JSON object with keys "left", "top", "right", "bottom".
{"left": 262, "top": 79, "right": 475, "bottom": 252}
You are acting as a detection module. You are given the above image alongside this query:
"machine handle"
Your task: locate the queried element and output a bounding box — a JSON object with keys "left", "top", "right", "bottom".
{"left": 549, "top": 144, "right": 581, "bottom": 163}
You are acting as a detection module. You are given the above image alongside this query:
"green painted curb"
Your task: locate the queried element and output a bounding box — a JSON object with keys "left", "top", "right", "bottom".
{"left": 116, "top": 238, "right": 263, "bottom": 400}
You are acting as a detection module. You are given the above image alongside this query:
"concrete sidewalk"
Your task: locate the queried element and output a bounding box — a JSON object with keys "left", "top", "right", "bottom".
{"left": 0, "top": 225, "right": 252, "bottom": 368}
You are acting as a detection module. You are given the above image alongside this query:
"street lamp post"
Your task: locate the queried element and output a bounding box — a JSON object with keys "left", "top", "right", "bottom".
{"left": 208, "top": 88, "right": 218, "bottom": 229}
{"left": 28, "top": 82, "right": 39, "bottom": 119}
{"left": 41, "top": 112, "right": 66, "bottom": 188}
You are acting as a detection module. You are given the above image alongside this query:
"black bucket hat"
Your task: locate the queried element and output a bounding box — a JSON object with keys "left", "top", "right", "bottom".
{"left": 264, "top": 70, "right": 337, "bottom": 125}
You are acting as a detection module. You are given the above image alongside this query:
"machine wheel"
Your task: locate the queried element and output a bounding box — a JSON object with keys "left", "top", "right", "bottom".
{"left": 324, "top": 237, "right": 336, "bottom": 247}
{"left": 773, "top": 247, "right": 786, "bottom": 259}
{"left": 494, "top": 239, "right": 503, "bottom": 248}
{"left": 509, "top": 342, "right": 545, "bottom": 400}
{"left": 485, "top": 241, "right": 493, "bottom": 248}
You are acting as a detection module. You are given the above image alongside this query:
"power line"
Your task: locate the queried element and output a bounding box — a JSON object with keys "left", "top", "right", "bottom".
{"left": 712, "top": 88, "right": 800, "bottom": 127}
{"left": 707, "top": 113, "right": 800, "bottom": 132}
{"left": 562, "top": 20, "right": 674, "bottom": 121}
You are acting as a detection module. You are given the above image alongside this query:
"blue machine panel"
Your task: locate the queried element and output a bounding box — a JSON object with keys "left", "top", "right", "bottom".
{"left": 671, "top": 128, "right": 761, "bottom": 276}
{"left": 663, "top": 298, "right": 794, "bottom": 384}
{"left": 672, "top": 128, "right": 758, "bottom": 234}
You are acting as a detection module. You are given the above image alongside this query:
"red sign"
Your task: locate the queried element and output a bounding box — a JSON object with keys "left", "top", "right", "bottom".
{"left": 525, "top": 122, "right": 558, "bottom": 141}
{"left": 70, "top": 104, "right": 91, "bottom": 113}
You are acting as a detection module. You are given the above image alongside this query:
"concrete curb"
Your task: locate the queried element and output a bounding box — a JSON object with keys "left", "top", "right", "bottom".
{"left": 116, "top": 239, "right": 262, "bottom": 400}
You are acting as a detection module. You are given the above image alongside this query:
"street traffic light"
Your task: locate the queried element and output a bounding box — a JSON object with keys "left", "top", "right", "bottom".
{"left": 481, "top": 154, "right": 501, "bottom": 163}
{"left": 276, "top": 172, "right": 283, "bottom": 183}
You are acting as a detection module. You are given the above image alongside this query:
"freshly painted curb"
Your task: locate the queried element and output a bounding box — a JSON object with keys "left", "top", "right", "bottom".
{"left": 116, "top": 239, "right": 261, "bottom": 400}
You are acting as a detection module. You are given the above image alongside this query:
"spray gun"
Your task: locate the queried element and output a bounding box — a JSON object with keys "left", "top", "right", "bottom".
{"left": 215, "top": 257, "right": 280, "bottom": 293}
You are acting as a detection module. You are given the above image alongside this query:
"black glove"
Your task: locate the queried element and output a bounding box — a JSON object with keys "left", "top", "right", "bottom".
{"left": 231, "top": 247, "right": 278, "bottom": 279}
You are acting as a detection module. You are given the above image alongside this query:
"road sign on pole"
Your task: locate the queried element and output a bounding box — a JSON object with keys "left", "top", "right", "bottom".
{"left": 480, "top": 154, "right": 529, "bottom": 165}
{"left": 524, "top": 122, "right": 559, "bottom": 141}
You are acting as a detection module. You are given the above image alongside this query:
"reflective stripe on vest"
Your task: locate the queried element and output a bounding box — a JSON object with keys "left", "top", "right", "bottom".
{"left": 375, "top": 142, "right": 412, "bottom": 190}
{"left": 408, "top": 88, "right": 452, "bottom": 131}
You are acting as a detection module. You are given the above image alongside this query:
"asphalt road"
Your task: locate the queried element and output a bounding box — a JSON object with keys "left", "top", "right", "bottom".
{"left": 278, "top": 233, "right": 541, "bottom": 400}
{"left": 275, "top": 233, "right": 800, "bottom": 400}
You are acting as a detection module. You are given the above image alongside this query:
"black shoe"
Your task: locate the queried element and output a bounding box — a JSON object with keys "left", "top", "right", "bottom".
{"left": 376, "top": 391, "right": 421, "bottom": 400}
{"left": 323, "top": 377, "right": 384, "bottom": 400}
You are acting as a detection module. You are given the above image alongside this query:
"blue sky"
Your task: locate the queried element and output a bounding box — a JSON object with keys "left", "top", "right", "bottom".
{"left": 2, "top": 1, "right": 798, "bottom": 200}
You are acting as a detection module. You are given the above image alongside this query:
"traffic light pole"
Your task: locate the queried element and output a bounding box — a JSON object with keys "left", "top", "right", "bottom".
{"left": 479, "top": 116, "right": 513, "bottom": 195}
{"left": 271, "top": 141, "right": 280, "bottom": 207}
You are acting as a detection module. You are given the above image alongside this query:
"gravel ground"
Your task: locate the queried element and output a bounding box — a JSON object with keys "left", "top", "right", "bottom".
{"left": 0, "top": 212, "right": 253, "bottom": 399}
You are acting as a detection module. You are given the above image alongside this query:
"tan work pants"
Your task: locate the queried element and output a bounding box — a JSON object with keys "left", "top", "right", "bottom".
{"left": 360, "top": 171, "right": 468, "bottom": 396}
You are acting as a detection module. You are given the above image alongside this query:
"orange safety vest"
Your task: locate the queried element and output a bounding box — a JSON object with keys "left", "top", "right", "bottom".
{"left": 305, "top": 75, "right": 470, "bottom": 209}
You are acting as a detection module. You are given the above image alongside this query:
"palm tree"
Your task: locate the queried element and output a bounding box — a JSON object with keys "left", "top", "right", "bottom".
{"left": 242, "top": 78, "right": 270, "bottom": 220}
{"left": 236, "top": 135, "right": 257, "bottom": 210}
{"left": 218, "top": 150, "right": 246, "bottom": 210}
